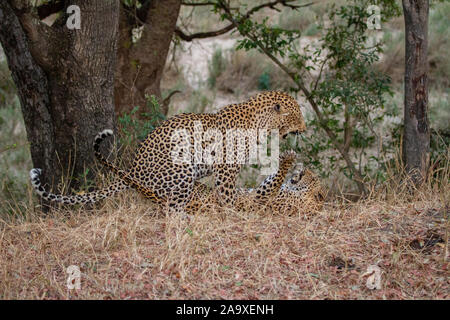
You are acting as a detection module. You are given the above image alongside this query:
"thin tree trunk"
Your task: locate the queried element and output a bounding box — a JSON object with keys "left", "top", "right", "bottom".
{"left": 402, "top": 0, "right": 430, "bottom": 185}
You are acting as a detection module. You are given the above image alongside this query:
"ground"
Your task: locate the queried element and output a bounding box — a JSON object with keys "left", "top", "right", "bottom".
{"left": 0, "top": 0, "right": 449, "bottom": 300}
{"left": 0, "top": 186, "right": 447, "bottom": 299}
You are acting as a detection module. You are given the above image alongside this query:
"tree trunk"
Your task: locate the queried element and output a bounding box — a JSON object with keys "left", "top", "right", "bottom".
{"left": 0, "top": 0, "right": 119, "bottom": 199}
{"left": 0, "top": 0, "right": 56, "bottom": 193}
{"left": 114, "top": 0, "right": 181, "bottom": 117}
{"left": 402, "top": 0, "right": 430, "bottom": 185}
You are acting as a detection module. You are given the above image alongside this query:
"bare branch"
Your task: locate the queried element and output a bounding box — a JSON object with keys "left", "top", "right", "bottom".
{"left": 176, "top": 0, "right": 313, "bottom": 41}
{"left": 181, "top": 1, "right": 217, "bottom": 6}
{"left": 313, "top": 56, "right": 328, "bottom": 92}
{"left": 245, "top": 0, "right": 314, "bottom": 17}
{"left": 181, "top": 1, "right": 239, "bottom": 9}
{"left": 174, "top": 23, "right": 235, "bottom": 41}
{"left": 280, "top": 0, "right": 315, "bottom": 10}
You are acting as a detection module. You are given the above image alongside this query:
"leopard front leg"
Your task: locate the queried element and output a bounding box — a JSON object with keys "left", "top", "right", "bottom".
{"left": 213, "top": 164, "right": 240, "bottom": 208}
{"left": 253, "top": 150, "right": 297, "bottom": 204}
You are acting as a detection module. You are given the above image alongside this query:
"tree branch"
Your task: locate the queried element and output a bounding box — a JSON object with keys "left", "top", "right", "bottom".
{"left": 176, "top": 0, "right": 313, "bottom": 41}
{"left": 181, "top": 1, "right": 217, "bottom": 6}
{"left": 6, "top": 0, "right": 62, "bottom": 72}
{"left": 17, "top": 11, "right": 59, "bottom": 71}
{"left": 244, "top": 0, "right": 314, "bottom": 16}
{"left": 174, "top": 23, "right": 235, "bottom": 41}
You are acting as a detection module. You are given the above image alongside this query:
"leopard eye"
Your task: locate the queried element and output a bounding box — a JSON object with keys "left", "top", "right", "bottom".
{"left": 274, "top": 104, "right": 281, "bottom": 112}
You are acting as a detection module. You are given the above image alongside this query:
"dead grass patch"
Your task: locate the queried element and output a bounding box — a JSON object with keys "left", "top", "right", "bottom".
{"left": 0, "top": 180, "right": 448, "bottom": 299}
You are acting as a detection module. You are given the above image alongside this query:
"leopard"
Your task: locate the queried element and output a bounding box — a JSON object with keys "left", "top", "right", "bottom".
{"left": 271, "top": 163, "right": 325, "bottom": 216}
{"left": 185, "top": 150, "right": 326, "bottom": 215}
{"left": 30, "top": 91, "right": 306, "bottom": 211}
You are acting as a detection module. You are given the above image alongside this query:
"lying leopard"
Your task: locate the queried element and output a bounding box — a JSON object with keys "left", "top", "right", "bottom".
{"left": 186, "top": 151, "right": 326, "bottom": 215}
{"left": 30, "top": 91, "right": 306, "bottom": 211}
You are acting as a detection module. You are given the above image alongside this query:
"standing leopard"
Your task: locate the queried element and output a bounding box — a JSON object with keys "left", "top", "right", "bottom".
{"left": 30, "top": 91, "right": 306, "bottom": 211}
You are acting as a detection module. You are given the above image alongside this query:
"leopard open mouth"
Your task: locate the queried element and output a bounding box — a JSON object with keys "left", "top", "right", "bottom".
{"left": 282, "top": 129, "right": 303, "bottom": 139}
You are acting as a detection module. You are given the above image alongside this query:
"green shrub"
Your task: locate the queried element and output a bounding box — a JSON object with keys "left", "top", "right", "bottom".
{"left": 118, "top": 94, "right": 166, "bottom": 146}
{"left": 257, "top": 70, "right": 271, "bottom": 90}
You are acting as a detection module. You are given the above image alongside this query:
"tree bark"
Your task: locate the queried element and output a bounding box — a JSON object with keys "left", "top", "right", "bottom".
{"left": 402, "top": 0, "right": 430, "bottom": 185}
{"left": 0, "top": 0, "right": 119, "bottom": 199}
{"left": 114, "top": 0, "right": 181, "bottom": 117}
{"left": 0, "top": 1, "right": 55, "bottom": 190}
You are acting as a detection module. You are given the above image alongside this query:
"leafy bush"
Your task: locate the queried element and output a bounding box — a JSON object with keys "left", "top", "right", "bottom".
{"left": 118, "top": 94, "right": 166, "bottom": 146}
{"left": 257, "top": 70, "right": 271, "bottom": 90}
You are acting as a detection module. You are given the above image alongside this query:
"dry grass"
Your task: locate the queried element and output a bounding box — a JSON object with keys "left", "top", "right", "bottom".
{"left": 0, "top": 171, "right": 448, "bottom": 300}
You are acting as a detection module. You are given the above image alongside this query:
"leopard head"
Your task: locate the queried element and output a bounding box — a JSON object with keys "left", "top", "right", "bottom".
{"left": 286, "top": 167, "right": 325, "bottom": 202}
{"left": 251, "top": 91, "right": 307, "bottom": 138}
